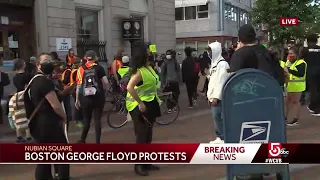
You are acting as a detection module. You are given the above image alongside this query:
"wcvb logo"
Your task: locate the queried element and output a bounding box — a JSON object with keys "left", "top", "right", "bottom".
{"left": 268, "top": 143, "right": 289, "bottom": 157}
{"left": 280, "top": 17, "right": 299, "bottom": 26}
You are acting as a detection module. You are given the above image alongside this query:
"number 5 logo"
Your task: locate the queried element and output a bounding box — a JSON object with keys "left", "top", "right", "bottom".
{"left": 268, "top": 143, "right": 282, "bottom": 157}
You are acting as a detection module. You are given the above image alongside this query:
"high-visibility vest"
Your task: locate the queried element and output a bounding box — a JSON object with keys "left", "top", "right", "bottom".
{"left": 285, "top": 59, "right": 307, "bottom": 93}
{"left": 67, "top": 55, "right": 76, "bottom": 66}
{"left": 109, "top": 60, "right": 123, "bottom": 75}
{"left": 126, "top": 66, "right": 161, "bottom": 112}
{"left": 279, "top": 60, "right": 285, "bottom": 68}
{"left": 117, "top": 67, "right": 130, "bottom": 78}
{"left": 61, "top": 68, "right": 72, "bottom": 87}
{"left": 70, "top": 69, "right": 78, "bottom": 85}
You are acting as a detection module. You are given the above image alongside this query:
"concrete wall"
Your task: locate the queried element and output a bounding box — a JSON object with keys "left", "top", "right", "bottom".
{"left": 34, "top": 0, "right": 176, "bottom": 60}
{"left": 154, "top": 0, "right": 176, "bottom": 52}
{"left": 34, "top": 0, "right": 77, "bottom": 56}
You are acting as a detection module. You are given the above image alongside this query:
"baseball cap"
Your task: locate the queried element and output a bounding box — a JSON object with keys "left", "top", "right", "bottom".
{"left": 122, "top": 56, "right": 130, "bottom": 63}
{"left": 238, "top": 24, "right": 256, "bottom": 44}
{"left": 85, "top": 50, "right": 97, "bottom": 60}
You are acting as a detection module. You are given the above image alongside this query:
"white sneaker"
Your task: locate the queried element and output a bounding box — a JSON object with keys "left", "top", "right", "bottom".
{"left": 209, "top": 137, "right": 224, "bottom": 144}
{"left": 307, "top": 107, "right": 315, "bottom": 113}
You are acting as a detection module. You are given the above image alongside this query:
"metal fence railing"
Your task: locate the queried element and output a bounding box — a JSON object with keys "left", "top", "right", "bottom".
{"left": 76, "top": 40, "right": 107, "bottom": 62}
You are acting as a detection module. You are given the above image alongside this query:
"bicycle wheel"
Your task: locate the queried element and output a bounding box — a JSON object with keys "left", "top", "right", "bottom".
{"left": 106, "top": 100, "right": 128, "bottom": 129}
{"left": 105, "top": 89, "right": 116, "bottom": 104}
{"left": 155, "top": 98, "right": 180, "bottom": 125}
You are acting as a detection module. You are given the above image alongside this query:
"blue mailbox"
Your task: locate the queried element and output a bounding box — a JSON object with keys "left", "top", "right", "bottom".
{"left": 222, "top": 69, "right": 290, "bottom": 180}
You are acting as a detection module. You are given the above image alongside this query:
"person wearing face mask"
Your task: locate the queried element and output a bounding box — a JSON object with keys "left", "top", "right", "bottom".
{"left": 206, "top": 42, "right": 230, "bottom": 144}
{"left": 182, "top": 47, "right": 199, "bottom": 108}
{"left": 25, "top": 53, "right": 70, "bottom": 180}
{"left": 285, "top": 47, "right": 307, "bottom": 126}
{"left": 161, "top": 50, "right": 181, "bottom": 113}
{"left": 126, "top": 42, "right": 161, "bottom": 176}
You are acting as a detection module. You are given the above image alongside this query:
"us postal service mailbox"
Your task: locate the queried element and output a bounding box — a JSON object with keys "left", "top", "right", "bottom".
{"left": 222, "top": 69, "right": 290, "bottom": 180}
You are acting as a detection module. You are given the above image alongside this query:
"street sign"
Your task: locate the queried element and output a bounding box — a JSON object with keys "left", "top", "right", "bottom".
{"left": 149, "top": 44, "right": 157, "bottom": 53}
{"left": 56, "top": 38, "right": 72, "bottom": 52}
{"left": 222, "top": 69, "right": 290, "bottom": 180}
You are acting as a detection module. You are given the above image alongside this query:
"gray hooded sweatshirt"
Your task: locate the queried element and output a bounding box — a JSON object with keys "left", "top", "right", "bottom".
{"left": 161, "top": 58, "right": 181, "bottom": 84}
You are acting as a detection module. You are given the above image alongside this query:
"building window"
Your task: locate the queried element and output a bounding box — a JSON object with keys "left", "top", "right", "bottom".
{"left": 185, "top": 41, "right": 196, "bottom": 49}
{"left": 197, "top": 4, "right": 209, "bottom": 18}
{"left": 197, "top": 41, "right": 209, "bottom": 55}
{"left": 175, "top": 7, "right": 184, "bottom": 21}
{"left": 224, "top": 4, "right": 238, "bottom": 21}
{"left": 76, "top": 9, "right": 99, "bottom": 41}
{"left": 176, "top": 42, "right": 184, "bottom": 61}
{"left": 240, "top": 10, "right": 248, "bottom": 24}
{"left": 185, "top": 6, "right": 196, "bottom": 20}
{"left": 175, "top": 4, "right": 209, "bottom": 20}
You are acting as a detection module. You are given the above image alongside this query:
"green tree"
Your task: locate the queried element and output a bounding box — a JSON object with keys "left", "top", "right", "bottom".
{"left": 250, "top": 0, "right": 320, "bottom": 44}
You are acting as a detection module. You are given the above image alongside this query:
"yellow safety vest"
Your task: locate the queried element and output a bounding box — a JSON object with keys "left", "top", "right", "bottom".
{"left": 126, "top": 66, "right": 160, "bottom": 112}
{"left": 70, "top": 69, "right": 78, "bottom": 85}
{"left": 117, "top": 67, "right": 130, "bottom": 78}
{"left": 285, "top": 59, "right": 307, "bottom": 93}
{"left": 279, "top": 60, "right": 285, "bottom": 68}
{"left": 61, "top": 68, "right": 72, "bottom": 88}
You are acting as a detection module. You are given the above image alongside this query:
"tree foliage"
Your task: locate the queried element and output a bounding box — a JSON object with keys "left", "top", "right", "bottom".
{"left": 250, "top": 0, "right": 320, "bottom": 44}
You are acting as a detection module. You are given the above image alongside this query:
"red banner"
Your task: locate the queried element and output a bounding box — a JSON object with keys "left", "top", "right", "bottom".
{"left": 0, "top": 144, "right": 199, "bottom": 164}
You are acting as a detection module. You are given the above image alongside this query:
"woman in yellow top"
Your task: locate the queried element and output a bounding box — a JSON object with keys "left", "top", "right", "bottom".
{"left": 285, "top": 47, "right": 307, "bottom": 126}
{"left": 126, "top": 42, "right": 161, "bottom": 176}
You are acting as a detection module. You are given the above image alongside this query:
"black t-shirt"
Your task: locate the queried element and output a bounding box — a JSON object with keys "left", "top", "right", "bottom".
{"left": 90, "top": 64, "right": 106, "bottom": 91}
{"left": 28, "top": 74, "right": 62, "bottom": 136}
{"left": 229, "top": 46, "right": 259, "bottom": 72}
{"left": 230, "top": 45, "right": 284, "bottom": 86}
{"left": 13, "top": 72, "right": 32, "bottom": 92}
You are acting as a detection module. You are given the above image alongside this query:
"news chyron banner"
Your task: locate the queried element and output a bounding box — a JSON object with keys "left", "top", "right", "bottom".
{"left": 0, "top": 143, "right": 316, "bottom": 164}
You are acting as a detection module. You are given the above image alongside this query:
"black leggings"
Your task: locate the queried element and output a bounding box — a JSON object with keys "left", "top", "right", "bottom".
{"left": 185, "top": 82, "right": 197, "bottom": 106}
{"left": 80, "top": 95, "right": 105, "bottom": 143}
{"left": 31, "top": 125, "right": 69, "bottom": 180}
{"left": 130, "top": 106, "right": 155, "bottom": 143}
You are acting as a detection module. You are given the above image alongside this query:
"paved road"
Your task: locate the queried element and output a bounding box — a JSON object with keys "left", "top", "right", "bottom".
{"left": 1, "top": 83, "right": 320, "bottom": 179}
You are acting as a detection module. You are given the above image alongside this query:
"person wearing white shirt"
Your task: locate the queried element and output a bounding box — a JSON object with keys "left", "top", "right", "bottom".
{"left": 206, "top": 42, "right": 230, "bottom": 144}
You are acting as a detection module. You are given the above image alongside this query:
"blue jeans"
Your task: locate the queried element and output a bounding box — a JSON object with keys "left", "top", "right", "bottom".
{"left": 211, "top": 101, "right": 224, "bottom": 140}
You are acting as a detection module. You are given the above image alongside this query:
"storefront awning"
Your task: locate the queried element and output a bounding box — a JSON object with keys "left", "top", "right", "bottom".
{"left": 175, "top": 0, "right": 210, "bottom": 8}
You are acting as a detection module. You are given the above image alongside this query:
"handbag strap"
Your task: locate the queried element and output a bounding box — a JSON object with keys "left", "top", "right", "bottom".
{"left": 29, "top": 98, "right": 45, "bottom": 120}
{"left": 26, "top": 74, "right": 46, "bottom": 120}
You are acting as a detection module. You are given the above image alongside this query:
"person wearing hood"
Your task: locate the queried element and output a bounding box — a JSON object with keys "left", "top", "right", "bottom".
{"left": 182, "top": 47, "right": 199, "bottom": 108}
{"left": 207, "top": 42, "right": 230, "bottom": 144}
{"left": 161, "top": 50, "right": 181, "bottom": 113}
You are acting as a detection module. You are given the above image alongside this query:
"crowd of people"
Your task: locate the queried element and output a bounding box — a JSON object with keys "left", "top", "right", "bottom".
{"left": 3, "top": 23, "right": 320, "bottom": 179}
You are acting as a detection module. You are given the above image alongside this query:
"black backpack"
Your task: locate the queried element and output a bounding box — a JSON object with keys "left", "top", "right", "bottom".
{"left": 82, "top": 65, "right": 100, "bottom": 96}
{"left": 252, "top": 48, "right": 284, "bottom": 86}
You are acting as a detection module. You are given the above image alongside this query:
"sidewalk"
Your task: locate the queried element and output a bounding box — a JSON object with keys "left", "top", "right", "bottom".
{"left": 0, "top": 86, "right": 198, "bottom": 141}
